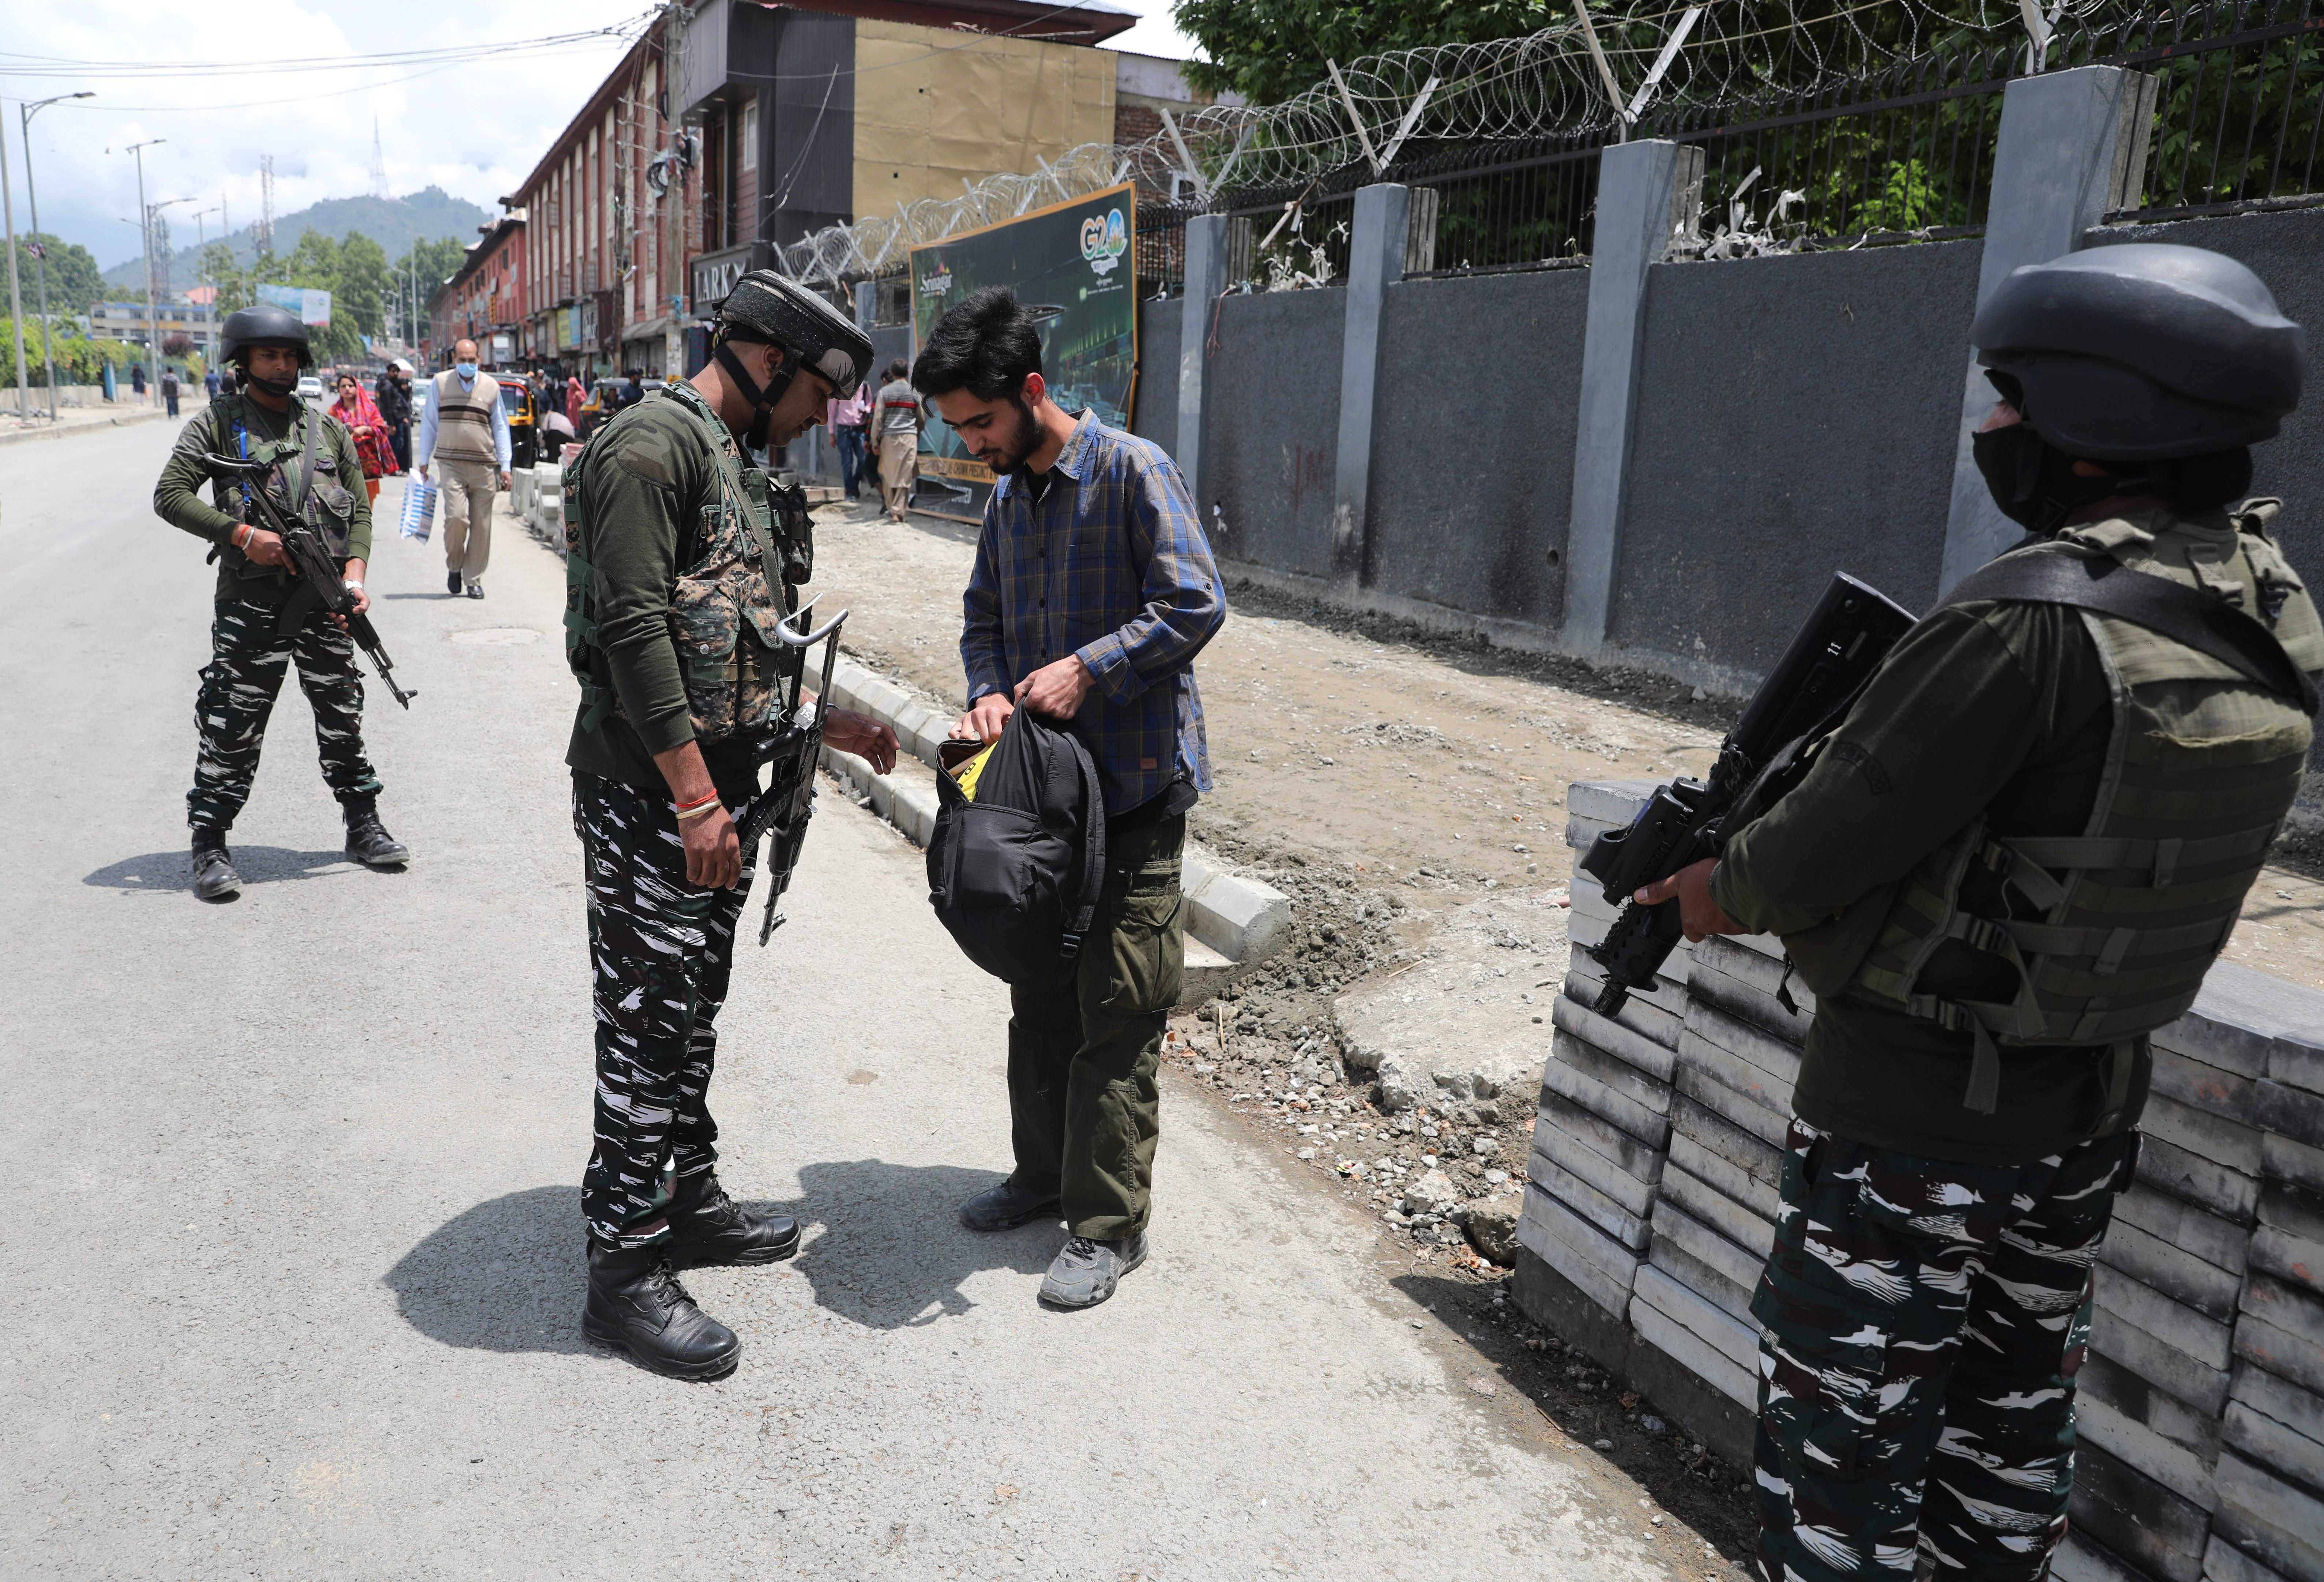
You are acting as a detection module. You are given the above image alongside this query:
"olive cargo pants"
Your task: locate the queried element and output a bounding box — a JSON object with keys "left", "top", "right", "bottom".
{"left": 1752, "top": 1119, "right": 2137, "bottom": 1582}
{"left": 1004, "top": 815, "right": 1186, "bottom": 1241}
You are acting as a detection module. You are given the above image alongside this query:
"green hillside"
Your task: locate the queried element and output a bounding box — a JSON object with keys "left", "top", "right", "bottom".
{"left": 102, "top": 186, "right": 491, "bottom": 297}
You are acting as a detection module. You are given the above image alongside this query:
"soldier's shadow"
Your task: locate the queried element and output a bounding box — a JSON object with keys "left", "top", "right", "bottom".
{"left": 85, "top": 846, "right": 364, "bottom": 894}
{"left": 383, "top": 1164, "right": 1059, "bottom": 1354}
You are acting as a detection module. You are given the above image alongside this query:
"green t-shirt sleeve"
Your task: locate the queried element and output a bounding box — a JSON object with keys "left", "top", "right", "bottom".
{"left": 153, "top": 407, "right": 240, "bottom": 544}
{"left": 586, "top": 421, "right": 700, "bottom": 759}
{"left": 1711, "top": 605, "right": 2060, "bottom": 936}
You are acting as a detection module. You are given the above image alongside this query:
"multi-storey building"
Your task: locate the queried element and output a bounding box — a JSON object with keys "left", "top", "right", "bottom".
{"left": 425, "top": 215, "right": 527, "bottom": 369}
{"left": 501, "top": 0, "right": 1227, "bottom": 380}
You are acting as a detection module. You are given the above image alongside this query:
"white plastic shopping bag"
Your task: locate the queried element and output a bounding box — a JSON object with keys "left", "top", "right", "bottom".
{"left": 399, "top": 477, "right": 439, "bottom": 542}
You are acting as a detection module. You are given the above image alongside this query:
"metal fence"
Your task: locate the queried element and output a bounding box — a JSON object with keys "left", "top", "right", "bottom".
{"left": 1136, "top": 200, "right": 1195, "bottom": 296}
{"left": 2072, "top": 0, "right": 2324, "bottom": 218}
{"left": 1648, "top": 42, "right": 2019, "bottom": 249}
{"left": 1164, "top": 0, "right": 2323, "bottom": 287}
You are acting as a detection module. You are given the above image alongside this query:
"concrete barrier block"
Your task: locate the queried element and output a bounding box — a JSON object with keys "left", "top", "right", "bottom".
{"left": 1182, "top": 848, "right": 1290, "bottom": 964}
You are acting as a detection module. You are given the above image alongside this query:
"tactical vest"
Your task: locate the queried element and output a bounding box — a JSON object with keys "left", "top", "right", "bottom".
{"left": 1841, "top": 505, "right": 2320, "bottom": 1121}
{"left": 210, "top": 391, "right": 357, "bottom": 576}
{"left": 562, "top": 382, "right": 815, "bottom": 743}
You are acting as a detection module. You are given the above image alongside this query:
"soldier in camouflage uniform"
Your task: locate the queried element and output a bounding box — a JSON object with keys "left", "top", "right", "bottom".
{"left": 562, "top": 271, "right": 898, "bottom": 1380}
{"left": 153, "top": 303, "right": 411, "bottom": 901}
{"left": 1636, "top": 245, "right": 2321, "bottom": 1582}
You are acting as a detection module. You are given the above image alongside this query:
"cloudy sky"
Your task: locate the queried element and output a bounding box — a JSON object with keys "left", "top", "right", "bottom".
{"left": 3, "top": 0, "right": 1201, "bottom": 271}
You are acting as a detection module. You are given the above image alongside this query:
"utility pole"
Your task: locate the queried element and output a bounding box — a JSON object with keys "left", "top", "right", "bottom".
{"left": 195, "top": 204, "right": 222, "bottom": 373}
{"left": 112, "top": 138, "right": 166, "bottom": 405}
{"left": 1, "top": 108, "right": 29, "bottom": 420}
{"left": 146, "top": 197, "right": 190, "bottom": 394}
{"left": 22, "top": 94, "right": 94, "bottom": 420}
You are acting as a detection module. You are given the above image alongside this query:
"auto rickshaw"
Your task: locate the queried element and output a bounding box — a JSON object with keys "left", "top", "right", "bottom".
{"left": 496, "top": 374, "right": 541, "bottom": 469}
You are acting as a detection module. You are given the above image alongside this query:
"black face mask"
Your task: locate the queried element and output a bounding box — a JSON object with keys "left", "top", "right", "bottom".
{"left": 1971, "top": 424, "right": 2135, "bottom": 534}
{"left": 241, "top": 364, "right": 297, "bottom": 400}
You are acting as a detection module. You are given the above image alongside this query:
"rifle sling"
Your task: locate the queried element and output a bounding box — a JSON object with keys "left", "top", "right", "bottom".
{"left": 1941, "top": 550, "right": 2319, "bottom": 715}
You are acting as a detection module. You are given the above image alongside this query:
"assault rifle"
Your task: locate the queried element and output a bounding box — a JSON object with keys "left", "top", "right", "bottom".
{"left": 202, "top": 453, "right": 417, "bottom": 709}
{"left": 736, "top": 595, "right": 849, "bottom": 946}
{"left": 1576, "top": 572, "right": 1916, "bottom": 1017}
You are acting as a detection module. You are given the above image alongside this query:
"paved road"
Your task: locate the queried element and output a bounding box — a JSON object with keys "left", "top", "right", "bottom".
{"left": 0, "top": 422, "right": 1684, "bottom": 1580}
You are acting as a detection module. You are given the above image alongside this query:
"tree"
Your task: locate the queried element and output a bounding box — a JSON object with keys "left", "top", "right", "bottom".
{"left": 394, "top": 236, "right": 469, "bottom": 298}
{"left": 6, "top": 233, "right": 107, "bottom": 316}
{"left": 162, "top": 332, "right": 194, "bottom": 357}
{"left": 1178, "top": 0, "right": 1565, "bottom": 106}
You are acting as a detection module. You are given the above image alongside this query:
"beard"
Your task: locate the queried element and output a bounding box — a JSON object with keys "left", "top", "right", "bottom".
{"left": 984, "top": 397, "right": 1044, "bottom": 473}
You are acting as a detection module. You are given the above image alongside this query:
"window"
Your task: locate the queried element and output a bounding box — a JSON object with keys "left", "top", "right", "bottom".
{"left": 739, "top": 99, "right": 757, "bottom": 173}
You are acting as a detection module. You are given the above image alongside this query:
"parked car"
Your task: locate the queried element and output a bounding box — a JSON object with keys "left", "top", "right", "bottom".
{"left": 294, "top": 374, "right": 325, "bottom": 405}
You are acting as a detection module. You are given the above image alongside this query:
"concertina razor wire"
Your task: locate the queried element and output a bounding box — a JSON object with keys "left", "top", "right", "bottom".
{"left": 768, "top": 0, "right": 2128, "bottom": 286}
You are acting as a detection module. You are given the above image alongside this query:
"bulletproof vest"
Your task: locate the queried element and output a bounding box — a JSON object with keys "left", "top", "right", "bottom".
{"left": 211, "top": 392, "right": 357, "bottom": 575}
{"left": 1844, "top": 504, "right": 2320, "bottom": 1121}
{"left": 562, "top": 382, "right": 815, "bottom": 742}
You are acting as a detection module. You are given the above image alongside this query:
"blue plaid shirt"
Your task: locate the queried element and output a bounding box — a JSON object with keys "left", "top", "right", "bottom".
{"left": 962, "top": 411, "right": 1223, "bottom": 815}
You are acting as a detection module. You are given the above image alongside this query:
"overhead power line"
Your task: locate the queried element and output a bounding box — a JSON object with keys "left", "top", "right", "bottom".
{"left": 0, "top": 15, "right": 655, "bottom": 80}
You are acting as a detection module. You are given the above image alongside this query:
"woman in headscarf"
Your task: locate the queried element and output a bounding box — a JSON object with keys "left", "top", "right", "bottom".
{"left": 330, "top": 371, "right": 401, "bottom": 504}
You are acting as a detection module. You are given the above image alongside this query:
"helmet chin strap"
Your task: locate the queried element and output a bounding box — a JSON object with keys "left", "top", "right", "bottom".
{"left": 713, "top": 338, "right": 797, "bottom": 450}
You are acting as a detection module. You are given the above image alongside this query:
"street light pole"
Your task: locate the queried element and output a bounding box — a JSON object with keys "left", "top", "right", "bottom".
{"left": 113, "top": 138, "right": 166, "bottom": 405}
{"left": 194, "top": 204, "right": 221, "bottom": 378}
{"left": 1, "top": 110, "right": 30, "bottom": 420}
{"left": 22, "top": 93, "right": 94, "bottom": 420}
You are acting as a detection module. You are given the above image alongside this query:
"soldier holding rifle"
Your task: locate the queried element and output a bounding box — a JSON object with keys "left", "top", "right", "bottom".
{"left": 152, "top": 302, "right": 412, "bottom": 902}
{"left": 560, "top": 271, "right": 898, "bottom": 1380}
{"left": 1627, "top": 246, "right": 2321, "bottom": 1582}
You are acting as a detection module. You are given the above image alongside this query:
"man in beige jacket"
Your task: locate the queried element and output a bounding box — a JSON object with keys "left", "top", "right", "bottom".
{"left": 415, "top": 338, "right": 512, "bottom": 598}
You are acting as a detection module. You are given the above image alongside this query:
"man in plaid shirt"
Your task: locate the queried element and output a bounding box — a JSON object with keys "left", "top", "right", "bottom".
{"left": 918, "top": 287, "right": 1224, "bottom": 1309}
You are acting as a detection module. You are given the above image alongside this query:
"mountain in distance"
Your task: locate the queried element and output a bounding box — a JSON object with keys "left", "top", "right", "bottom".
{"left": 102, "top": 186, "right": 494, "bottom": 295}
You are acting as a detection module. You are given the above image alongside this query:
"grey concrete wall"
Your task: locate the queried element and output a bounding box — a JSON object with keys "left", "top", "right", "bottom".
{"left": 1200, "top": 289, "right": 1346, "bottom": 580}
{"left": 1367, "top": 268, "right": 1590, "bottom": 627}
{"left": 1132, "top": 298, "right": 1181, "bottom": 455}
{"left": 2086, "top": 209, "right": 2324, "bottom": 594}
{"left": 1607, "top": 239, "right": 1984, "bottom": 684}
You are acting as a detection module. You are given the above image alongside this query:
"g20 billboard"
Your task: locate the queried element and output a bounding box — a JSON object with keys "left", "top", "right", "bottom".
{"left": 909, "top": 182, "right": 1138, "bottom": 485}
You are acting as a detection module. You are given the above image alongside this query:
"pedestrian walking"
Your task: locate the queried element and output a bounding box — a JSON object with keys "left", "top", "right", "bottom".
{"left": 560, "top": 269, "right": 895, "bottom": 1380}
{"left": 1633, "top": 243, "right": 2321, "bottom": 1582}
{"left": 920, "top": 288, "right": 1224, "bottom": 1311}
{"left": 565, "top": 372, "right": 585, "bottom": 430}
{"left": 376, "top": 360, "right": 415, "bottom": 472}
{"left": 414, "top": 338, "right": 510, "bottom": 600}
{"left": 330, "top": 372, "right": 400, "bottom": 505}
{"left": 160, "top": 368, "right": 180, "bottom": 418}
{"left": 620, "top": 369, "right": 645, "bottom": 409}
{"left": 828, "top": 380, "right": 869, "bottom": 502}
{"left": 204, "top": 366, "right": 222, "bottom": 402}
{"left": 132, "top": 363, "right": 147, "bottom": 398}
{"left": 150, "top": 302, "right": 411, "bottom": 903}
{"left": 874, "top": 358, "right": 923, "bottom": 521}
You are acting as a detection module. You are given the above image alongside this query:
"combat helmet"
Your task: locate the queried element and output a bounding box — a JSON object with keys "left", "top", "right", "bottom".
{"left": 219, "top": 301, "right": 313, "bottom": 369}
{"left": 1969, "top": 243, "right": 2304, "bottom": 528}
{"left": 714, "top": 270, "right": 873, "bottom": 401}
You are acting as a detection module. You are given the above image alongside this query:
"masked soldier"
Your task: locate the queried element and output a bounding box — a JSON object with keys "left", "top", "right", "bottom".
{"left": 563, "top": 271, "right": 900, "bottom": 1380}
{"left": 1640, "top": 243, "right": 2320, "bottom": 1582}
{"left": 153, "top": 302, "right": 411, "bottom": 901}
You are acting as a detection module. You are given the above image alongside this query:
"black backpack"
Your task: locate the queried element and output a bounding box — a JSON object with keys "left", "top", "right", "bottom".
{"left": 926, "top": 710, "right": 1106, "bottom": 984}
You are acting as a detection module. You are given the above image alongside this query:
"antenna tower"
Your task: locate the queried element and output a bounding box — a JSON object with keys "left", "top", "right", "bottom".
{"left": 370, "top": 120, "right": 389, "bottom": 200}
{"left": 258, "top": 155, "right": 275, "bottom": 255}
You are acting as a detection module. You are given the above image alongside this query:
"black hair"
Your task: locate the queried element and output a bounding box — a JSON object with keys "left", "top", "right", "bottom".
{"left": 885, "top": 357, "right": 909, "bottom": 380}
{"left": 911, "top": 286, "right": 1041, "bottom": 400}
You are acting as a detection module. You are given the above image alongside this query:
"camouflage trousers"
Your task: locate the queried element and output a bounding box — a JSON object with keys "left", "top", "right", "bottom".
{"left": 573, "top": 771, "right": 757, "bottom": 1250}
{"left": 1752, "top": 1119, "right": 2139, "bottom": 1582}
{"left": 188, "top": 598, "right": 382, "bottom": 833}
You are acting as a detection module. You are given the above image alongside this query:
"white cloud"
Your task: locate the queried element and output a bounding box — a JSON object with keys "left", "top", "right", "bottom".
{"left": 4, "top": 0, "right": 1204, "bottom": 271}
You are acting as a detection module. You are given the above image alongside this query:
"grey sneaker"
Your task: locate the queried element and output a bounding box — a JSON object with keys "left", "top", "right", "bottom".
{"left": 1038, "top": 1232, "right": 1148, "bottom": 1309}
{"left": 958, "top": 1179, "right": 1062, "bottom": 1233}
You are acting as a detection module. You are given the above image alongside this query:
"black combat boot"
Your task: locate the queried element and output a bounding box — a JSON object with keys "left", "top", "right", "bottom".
{"left": 191, "top": 828, "right": 241, "bottom": 902}
{"left": 343, "top": 798, "right": 411, "bottom": 867}
{"left": 581, "top": 1241, "right": 740, "bottom": 1381}
{"left": 668, "top": 1175, "right": 800, "bottom": 1267}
